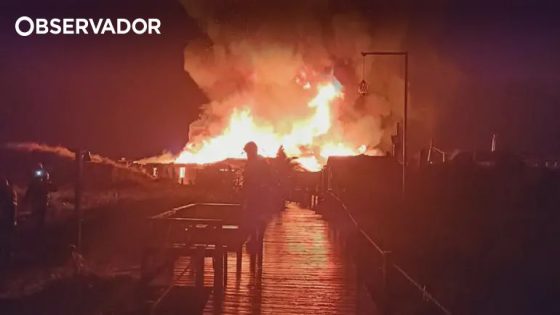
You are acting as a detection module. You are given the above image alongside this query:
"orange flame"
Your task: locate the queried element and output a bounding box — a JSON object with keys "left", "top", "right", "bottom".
{"left": 175, "top": 81, "right": 371, "bottom": 171}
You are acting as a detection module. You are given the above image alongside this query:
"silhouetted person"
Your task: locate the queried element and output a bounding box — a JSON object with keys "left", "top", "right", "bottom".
{"left": 242, "top": 142, "right": 271, "bottom": 256}
{"left": 24, "top": 163, "right": 54, "bottom": 231}
{"left": 272, "top": 146, "right": 292, "bottom": 207}
{"left": 0, "top": 177, "right": 17, "bottom": 264}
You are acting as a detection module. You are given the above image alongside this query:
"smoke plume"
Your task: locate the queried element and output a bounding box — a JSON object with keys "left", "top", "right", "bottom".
{"left": 178, "top": 1, "right": 409, "bottom": 158}
{"left": 4, "top": 142, "right": 144, "bottom": 172}
{"left": 4, "top": 142, "right": 76, "bottom": 159}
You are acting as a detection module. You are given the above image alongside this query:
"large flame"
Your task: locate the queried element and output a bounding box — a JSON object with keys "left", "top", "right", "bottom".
{"left": 175, "top": 80, "right": 372, "bottom": 171}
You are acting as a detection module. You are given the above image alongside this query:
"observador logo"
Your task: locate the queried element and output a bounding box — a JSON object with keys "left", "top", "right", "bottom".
{"left": 15, "top": 16, "right": 162, "bottom": 36}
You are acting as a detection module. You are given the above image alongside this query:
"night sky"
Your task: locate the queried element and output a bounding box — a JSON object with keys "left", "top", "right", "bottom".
{"left": 0, "top": 0, "right": 207, "bottom": 159}
{"left": 434, "top": 4, "right": 560, "bottom": 156}
{"left": 1, "top": 0, "right": 559, "bottom": 159}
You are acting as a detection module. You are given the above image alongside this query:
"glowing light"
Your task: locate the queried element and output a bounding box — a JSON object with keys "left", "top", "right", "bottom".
{"left": 295, "top": 156, "right": 322, "bottom": 172}
{"left": 319, "top": 143, "right": 355, "bottom": 158}
{"left": 174, "top": 79, "right": 376, "bottom": 171}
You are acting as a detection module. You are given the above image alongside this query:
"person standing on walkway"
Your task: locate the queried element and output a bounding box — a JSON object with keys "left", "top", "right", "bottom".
{"left": 242, "top": 141, "right": 272, "bottom": 255}
{"left": 24, "top": 163, "right": 55, "bottom": 232}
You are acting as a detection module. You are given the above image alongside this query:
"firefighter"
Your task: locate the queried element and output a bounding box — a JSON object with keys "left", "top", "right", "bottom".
{"left": 0, "top": 177, "right": 17, "bottom": 264}
{"left": 24, "top": 163, "right": 54, "bottom": 231}
{"left": 242, "top": 141, "right": 272, "bottom": 254}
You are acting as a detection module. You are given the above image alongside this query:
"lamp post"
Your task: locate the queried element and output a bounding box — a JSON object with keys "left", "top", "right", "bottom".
{"left": 74, "top": 149, "right": 92, "bottom": 252}
{"left": 359, "top": 51, "right": 409, "bottom": 196}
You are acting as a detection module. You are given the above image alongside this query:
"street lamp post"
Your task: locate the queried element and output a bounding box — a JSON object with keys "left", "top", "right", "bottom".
{"left": 74, "top": 149, "right": 91, "bottom": 252}
{"left": 359, "top": 51, "right": 409, "bottom": 196}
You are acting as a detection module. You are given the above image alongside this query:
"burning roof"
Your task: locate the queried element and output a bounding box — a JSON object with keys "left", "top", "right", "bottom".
{"left": 138, "top": 1, "right": 407, "bottom": 171}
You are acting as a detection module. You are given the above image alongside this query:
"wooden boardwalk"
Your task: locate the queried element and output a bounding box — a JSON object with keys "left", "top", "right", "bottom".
{"left": 169, "top": 204, "right": 378, "bottom": 314}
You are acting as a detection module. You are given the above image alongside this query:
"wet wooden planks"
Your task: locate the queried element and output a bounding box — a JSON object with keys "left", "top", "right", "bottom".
{"left": 172, "top": 204, "right": 378, "bottom": 314}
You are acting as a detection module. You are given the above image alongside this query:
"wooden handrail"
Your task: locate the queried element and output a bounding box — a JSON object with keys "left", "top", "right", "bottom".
{"left": 151, "top": 217, "right": 225, "bottom": 224}
{"left": 150, "top": 203, "right": 197, "bottom": 219}
{"left": 150, "top": 260, "right": 193, "bottom": 315}
{"left": 328, "top": 192, "right": 385, "bottom": 254}
{"left": 150, "top": 203, "right": 241, "bottom": 220}
{"left": 326, "top": 191, "right": 452, "bottom": 314}
{"left": 393, "top": 264, "right": 452, "bottom": 315}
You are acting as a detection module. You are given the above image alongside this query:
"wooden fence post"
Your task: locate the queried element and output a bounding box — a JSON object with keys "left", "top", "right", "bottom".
{"left": 214, "top": 242, "right": 224, "bottom": 291}
{"left": 195, "top": 245, "right": 205, "bottom": 288}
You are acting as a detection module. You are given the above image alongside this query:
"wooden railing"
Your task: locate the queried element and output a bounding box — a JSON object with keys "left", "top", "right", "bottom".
{"left": 149, "top": 260, "right": 192, "bottom": 315}
{"left": 141, "top": 203, "right": 248, "bottom": 292}
{"left": 322, "top": 192, "right": 452, "bottom": 315}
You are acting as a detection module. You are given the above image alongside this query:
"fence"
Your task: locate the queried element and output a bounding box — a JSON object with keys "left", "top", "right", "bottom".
{"left": 322, "top": 192, "right": 452, "bottom": 315}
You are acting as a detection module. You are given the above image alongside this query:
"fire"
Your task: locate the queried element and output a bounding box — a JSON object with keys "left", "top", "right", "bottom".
{"left": 175, "top": 80, "right": 371, "bottom": 171}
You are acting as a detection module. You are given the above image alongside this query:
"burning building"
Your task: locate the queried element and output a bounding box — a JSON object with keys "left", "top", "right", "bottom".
{"left": 137, "top": 1, "right": 409, "bottom": 174}
{"left": 145, "top": 159, "right": 243, "bottom": 187}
